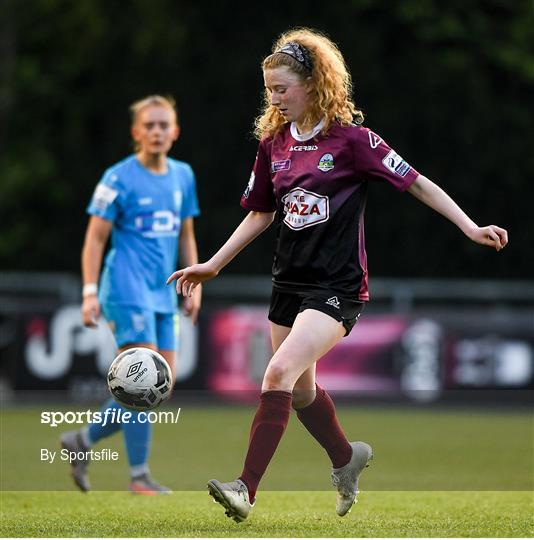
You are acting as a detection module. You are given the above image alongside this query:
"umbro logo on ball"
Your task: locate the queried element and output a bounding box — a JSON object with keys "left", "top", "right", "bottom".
{"left": 126, "top": 361, "right": 143, "bottom": 378}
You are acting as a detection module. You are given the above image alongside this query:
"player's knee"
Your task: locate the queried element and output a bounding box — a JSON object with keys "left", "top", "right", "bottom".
{"left": 263, "top": 362, "right": 290, "bottom": 389}
{"left": 292, "top": 387, "right": 316, "bottom": 409}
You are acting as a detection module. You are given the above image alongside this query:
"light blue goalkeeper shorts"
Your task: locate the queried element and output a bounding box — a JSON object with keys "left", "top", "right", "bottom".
{"left": 101, "top": 303, "right": 178, "bottom": 350}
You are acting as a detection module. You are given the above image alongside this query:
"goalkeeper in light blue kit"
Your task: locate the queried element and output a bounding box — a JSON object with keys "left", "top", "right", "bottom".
{"left": 61, "top": 95, "right": 201, "bottom": 494}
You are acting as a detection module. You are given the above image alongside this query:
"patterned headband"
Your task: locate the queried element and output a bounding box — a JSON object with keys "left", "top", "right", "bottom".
{"left": 275, "top": 41, "right": 313, "bottom": 72}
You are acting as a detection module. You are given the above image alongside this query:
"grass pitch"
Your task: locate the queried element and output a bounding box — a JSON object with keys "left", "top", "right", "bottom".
{"left": 1, "top": 404, "right": 533, "bottom": 536}
{"left": 1, "top": 490, "right": 532, "bottom": 537}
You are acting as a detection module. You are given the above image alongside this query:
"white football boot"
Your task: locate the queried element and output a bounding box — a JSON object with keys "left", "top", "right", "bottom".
{"left": 207, "top": 479, "right": 254, "bottom": 522}
{"left": 60, "top": 430, "right": 90, "bottom": 492}
{"left": 331, "top": 441, "right": 373, "bottom": 516}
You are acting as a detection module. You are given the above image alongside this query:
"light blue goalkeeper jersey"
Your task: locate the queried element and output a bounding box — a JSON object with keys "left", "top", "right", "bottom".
{"left": 87, "top": 155, "right": 200, "bottom": 313}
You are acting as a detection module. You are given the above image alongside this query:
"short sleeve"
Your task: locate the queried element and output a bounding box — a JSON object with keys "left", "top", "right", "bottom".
{"left": 352, "top": 127, "right": 419, "bottom": 191}
{"left": 240, "top": 139, "right": 277, "bottom": 212}
{"left": 86, "top": 168, "right": 125, "bottom": 222}
{"left": 181, "top": 165, "right": 201, "bottom": 220}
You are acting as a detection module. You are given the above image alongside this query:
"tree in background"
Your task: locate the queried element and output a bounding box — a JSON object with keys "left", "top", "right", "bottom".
{"left": 1, "top": 0, "right": 532, "bottom": 277}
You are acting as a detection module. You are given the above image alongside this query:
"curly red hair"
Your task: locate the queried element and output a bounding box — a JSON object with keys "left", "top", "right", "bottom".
{"left": 254, "top": 28, "right": 363, "bottom": 140}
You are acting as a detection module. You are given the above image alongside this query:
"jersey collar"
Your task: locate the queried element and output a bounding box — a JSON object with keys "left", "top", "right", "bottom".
{"left": 290, "top": 118, "right": 325, "bottom": 142}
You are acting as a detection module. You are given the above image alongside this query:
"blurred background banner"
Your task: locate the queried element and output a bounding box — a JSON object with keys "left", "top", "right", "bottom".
{"left": 0, "top": 1, "right": 532, "bottom": 279}
{"left": 2, "top": 272, "right": 532, "bottom": 405}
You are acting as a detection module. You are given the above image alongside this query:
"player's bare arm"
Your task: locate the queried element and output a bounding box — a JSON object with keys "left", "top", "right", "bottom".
{"left": 167, "top": 210, "right": 276, "bottom": 297}
{"left": 407, "top": 174, "right": 508, "bottom": 251}
{"left": 178, "top": 217, "right": 201, "bottom": 324}
{"left": 81, "top": 215, "right": 112, "bottom": 327}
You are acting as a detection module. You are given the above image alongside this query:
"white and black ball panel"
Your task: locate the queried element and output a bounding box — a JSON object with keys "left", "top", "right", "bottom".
{"left": 107, "top": 347, "right": 172, "bottom": 411}
{"left": 151, "top": 353, "right": 172, "bottom": 393}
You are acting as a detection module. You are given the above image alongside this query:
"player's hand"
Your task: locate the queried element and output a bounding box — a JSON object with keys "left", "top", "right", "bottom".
{"left": 82, "top": 295, "right": 100, "bottom": 327}
{"left": 182, "top": 285, "right": 201, "bottom": 324}
{"left": 167, "top": 262, "right": 218, "bottom": 297}
{"left": 467, "top": 225, "right": 508, "bottom": 251}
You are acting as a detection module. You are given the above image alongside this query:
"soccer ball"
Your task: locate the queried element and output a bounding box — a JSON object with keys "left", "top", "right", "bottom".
{"left": 107, "top": 347, "right": 172, "bottom": 410}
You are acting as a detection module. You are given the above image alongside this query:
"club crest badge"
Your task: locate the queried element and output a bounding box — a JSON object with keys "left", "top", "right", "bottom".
{"left": 317, "top": 153, "right": 334, "bottom": 172}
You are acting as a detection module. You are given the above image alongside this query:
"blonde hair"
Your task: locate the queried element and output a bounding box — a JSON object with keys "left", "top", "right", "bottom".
{"left": 129, "top": 95, "right": 179, "bottom": 152}
{"left": 254, "top": 28, "right": 363, "bottom": 140}
{"left": 130, "top": 95, "right": 178, "bottom": 125}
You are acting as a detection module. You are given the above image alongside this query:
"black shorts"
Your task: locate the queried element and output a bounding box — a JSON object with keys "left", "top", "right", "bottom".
{"left": 268, "top": 288, "right": 365, "bottom": 336}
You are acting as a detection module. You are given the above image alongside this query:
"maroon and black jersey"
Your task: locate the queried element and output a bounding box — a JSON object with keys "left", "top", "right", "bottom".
{"left": 240, "top": 122, "right": 419, "bottom": 301}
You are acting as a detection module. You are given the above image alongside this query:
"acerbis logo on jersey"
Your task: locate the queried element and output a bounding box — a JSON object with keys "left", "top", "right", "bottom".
{"left": 382, "top": 150, "right": 411, "bottom": 177}
{"left": 317, "top": 153, "right": 334, "bottom": 172}
{"left": 281, "top": 187, "right": 329, "bottom": 230}
{"left": 289, "top": 145, "right": 318, "bottom": 152}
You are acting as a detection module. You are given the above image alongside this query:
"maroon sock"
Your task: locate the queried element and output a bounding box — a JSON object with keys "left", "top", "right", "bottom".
{"left": 239, "top": 390, "right": 292, "bottom": 501}
{"left": 296, "top": 384, "right": 352, "bottom": 468}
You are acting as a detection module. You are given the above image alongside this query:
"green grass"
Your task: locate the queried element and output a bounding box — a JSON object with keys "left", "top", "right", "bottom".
{"left": 1, "top": 490, "right": 532, "bottom": 537}
{"left": 1, "top": 405, "right": 533, "bottom": 536}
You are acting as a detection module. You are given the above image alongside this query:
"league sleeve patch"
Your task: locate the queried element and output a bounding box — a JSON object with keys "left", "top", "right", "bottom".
{"left": 382, "top": 150, "right": 411, "bottom": 177}
{"left": 92, "top": 183, "right": 119, "bottom": 210}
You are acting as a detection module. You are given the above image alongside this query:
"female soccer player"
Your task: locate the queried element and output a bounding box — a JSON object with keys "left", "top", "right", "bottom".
{"left": 61, "top": 95, "right": 201, "bottom": 494}
{"left": 168, "top": 29, "right": 508, "bottom": 520}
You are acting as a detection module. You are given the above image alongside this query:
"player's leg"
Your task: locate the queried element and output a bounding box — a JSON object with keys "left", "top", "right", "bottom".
{"left": 60, "top": 303, "right": 129, "bottom": 492}
{"left": 271, "top": 322, "right": 318, "bottom": 409}
{"left": 207, "top": 322, "right": 292, "bottom": 522}
{"left": 125, "top": 311, "right": 176, "bottom": 495}
{"left": 269, "top": 319, "right": 292, "bottom": 353}
{"left": 156, "top": 312, "right": 178, "bottom": 382}
{"left": 117, "top": 343, "right": 161, "bottom": 495}
{"left": 293, "top": 371, "right": 373, "bottom": 517}
{"left": 240, "top": 309, "right": 345, "bottom": 491}
{"left": 159, "top": 349, "right": 176, "bottom": 381}
{"left": 124, "top": 313, "right": 177, "bottom": 495}
{"left": 292, "top": 336, "right": 352, "bottom": 468}
{"left": 293, "top": 296, "right": 371, "bottom": 516}
{"left": 209, "top": 309, "right": 345, "bottom": 521}
{"left": 290, "top": 350, "right": 360, "bottom": 479}
{"left": 81, "top": 303, "right": 147, "bottom": 450}
{"left": 294, "top": 376, "right": 352, "bottom": 467}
